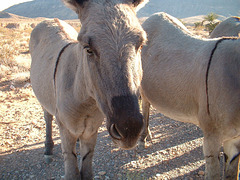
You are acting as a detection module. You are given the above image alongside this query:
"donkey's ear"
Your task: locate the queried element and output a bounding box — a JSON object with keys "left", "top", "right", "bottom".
{"left": 131, "top": 0, "right": 149, "bottom": 12}
{"left": 62, "top": 0, "right": 88, "bottom": 13}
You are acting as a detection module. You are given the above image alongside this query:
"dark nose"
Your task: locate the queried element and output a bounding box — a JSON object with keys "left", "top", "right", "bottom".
{"left": 108, "top": 95, "right": 143, "bottom": 144}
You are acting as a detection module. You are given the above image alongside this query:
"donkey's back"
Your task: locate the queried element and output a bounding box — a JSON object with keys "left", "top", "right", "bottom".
{"left": 210, "top": 16, "right": 240, "bottom": 38}
{"left": 30, "top": 19, "right": 78, "bottom": 114}
{"left": 141, "top": 12, "right": 216, "bottom": 124}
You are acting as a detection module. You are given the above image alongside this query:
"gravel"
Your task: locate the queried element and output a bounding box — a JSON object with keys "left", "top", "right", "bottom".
{"left": 1, "top": 90, "right": 209, "bottom": 180}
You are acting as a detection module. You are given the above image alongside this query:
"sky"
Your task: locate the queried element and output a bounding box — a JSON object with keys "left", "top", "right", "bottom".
{"left": 0, "top": 0, "right": 32, "bottom": 11}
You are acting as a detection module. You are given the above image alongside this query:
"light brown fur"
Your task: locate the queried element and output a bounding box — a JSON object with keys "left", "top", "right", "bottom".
{"left": 30, "top": 0, "right": 148, "bottom": 179}
{"left": 140, "top": 12, "right": 240, "bottom": 180}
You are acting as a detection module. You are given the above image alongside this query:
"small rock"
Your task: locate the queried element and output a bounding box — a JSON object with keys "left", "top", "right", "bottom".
{"left": 24, "top": 83, "right": 31, "bottom": 88}
{"left": 198, "top": 170, "right": 205, "bottom": 176}
{"left": 10, "top": 85, "right": 15, "bottom": 90}
{"left": 94, "top": 175, "right": 100, "bottom": 179}
{"left": 98, "top": 171, "right": 106, "bottom": 176}
{"left": 29, "top": 175, "right": 35, "bottom": 178}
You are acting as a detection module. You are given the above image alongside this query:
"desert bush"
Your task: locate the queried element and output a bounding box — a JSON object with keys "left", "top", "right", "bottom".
{"left": 6, "top": 23, "right": 20, "bottom": 29}
{"left": 0, "top": 27, "right": 18, "bottom": 57}
{"left": 0, "top": 40, "right": 18, "bottom": 67}
{"left": 205, "top": 22, "right": 220, "bottom": 33}
{"left": 0, "top": 26, "right": 19, "bottom": 40}
{"left": 194, "top": 22, "right": 203, "bottom": 29}
{"left": 204, "top": 13, "right": 218, "bottom": 22}
{"left": 0, "top": 26, "right": 31, "bottom": 76}
{"left": 202, "top": 13, "right": 220, "bottom": 33}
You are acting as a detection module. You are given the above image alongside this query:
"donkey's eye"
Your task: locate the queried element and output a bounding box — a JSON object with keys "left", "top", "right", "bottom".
{"left": 87, "top": 49, "right": 93, "bottom": 55}
{"left": 84, "top": 46, "right": 94, "bottom": 56}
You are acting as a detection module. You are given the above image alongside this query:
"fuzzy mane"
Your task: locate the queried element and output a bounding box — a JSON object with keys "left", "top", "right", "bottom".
{"left": 163, "top": 13, "right": 192, "bottom": 35}
{"left": 54, "top": 18, "right": 78, "bottom": 41}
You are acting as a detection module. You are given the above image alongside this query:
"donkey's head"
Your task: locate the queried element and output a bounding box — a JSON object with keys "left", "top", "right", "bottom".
{"left": 63, "top": 0, "right": 147, "bottom": 149}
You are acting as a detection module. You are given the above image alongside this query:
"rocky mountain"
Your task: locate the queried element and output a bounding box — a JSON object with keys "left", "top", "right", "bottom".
{"left": 0, "top": 11, "right": 30, "bottom": 19}
{"left": 3, "top": 0, "right": 77, "bottom": 20}
{"left": 3, "top": 0, "right": 240, "bottom": 20}
{"left": 138, "top": 0, "right": 240, "bottom": 18}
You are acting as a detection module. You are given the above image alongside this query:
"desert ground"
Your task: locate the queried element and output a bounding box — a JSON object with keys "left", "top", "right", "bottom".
{"left": 0, "top": 13, "right": 224, "bottom": 179}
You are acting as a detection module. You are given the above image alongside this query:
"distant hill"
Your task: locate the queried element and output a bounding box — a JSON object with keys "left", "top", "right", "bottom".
{"left": 3, "top": 0, "right": 240, "bottom": 20}
{"left": 0, "top": 12, "right": 30, "bottom": 19}
{"left": 3, "top": 0, "right": 77, "bottom": 20}
{"left": 137, "top": 0, "right": 240, "bottom": 18}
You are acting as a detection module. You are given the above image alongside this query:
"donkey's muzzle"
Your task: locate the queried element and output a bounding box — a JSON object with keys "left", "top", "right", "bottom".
{"left": 108, "top": 95, "right": 143, "bottom": 149}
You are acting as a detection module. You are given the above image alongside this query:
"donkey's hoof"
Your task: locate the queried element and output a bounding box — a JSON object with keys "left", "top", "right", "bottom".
{"left": 44, "top": 155, "right": 53, "bottom": 164}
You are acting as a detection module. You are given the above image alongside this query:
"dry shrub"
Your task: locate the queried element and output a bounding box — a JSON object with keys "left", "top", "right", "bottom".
{"left": 0, "top": 26, "right": 32, "bottom": 79}
{"left": 194, "top": 22, "right": 203, "bottom": 30}
{"left": 0, "top": 40, "right": 19, "bottom": 67}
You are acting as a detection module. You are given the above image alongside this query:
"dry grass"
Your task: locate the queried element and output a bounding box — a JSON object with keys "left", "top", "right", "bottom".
{"left": 0, "top": 26, "right": 32, "bottom": 81}
{"left": 0, "top": 28, "right": 19, "bottom": 66}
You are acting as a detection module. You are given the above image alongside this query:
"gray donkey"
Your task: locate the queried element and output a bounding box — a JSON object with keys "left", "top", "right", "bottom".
{"left": 29, "top": 0, "right": 148, "bottom": 179}
{"left": 210, "top": 16, "right": 240, "bottom": 38}
{"left": 140, "top": 12, "right": 240, "bottom": 180}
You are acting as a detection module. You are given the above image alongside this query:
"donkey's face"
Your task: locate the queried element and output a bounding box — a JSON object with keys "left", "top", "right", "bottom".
{"left": 63, "top": 0, "right": 147, "bottom": 149}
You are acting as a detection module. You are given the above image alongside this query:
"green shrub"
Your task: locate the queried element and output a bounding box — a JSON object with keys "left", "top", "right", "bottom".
{"left": 194, "top": 22, "right": 203, "bottom": 29}
{"left": 202, "top": 13, "right": 220, "bottom": 33}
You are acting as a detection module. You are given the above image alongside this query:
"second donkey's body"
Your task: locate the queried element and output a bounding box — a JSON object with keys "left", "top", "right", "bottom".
{"left": 140, "top": 12, "right": 240, "bottom": 179}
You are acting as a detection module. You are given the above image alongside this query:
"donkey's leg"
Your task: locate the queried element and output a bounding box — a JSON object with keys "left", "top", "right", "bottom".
{"left": 43, "top": 109, "right": 54, "bottom": 164}
{"left": 202, "top": 132, "right": 222, "bottom": 180}
{"left": 139, "top": 96, "right": 152, "bottom": 149}
{"left": 58, "top": 120, "right": 80, "bottom": 180}
{"left": 223, "top": 137, "right": 240, "bottom": 180}
{"left": 79, "top": 132, "right": 98, "bottom": 180}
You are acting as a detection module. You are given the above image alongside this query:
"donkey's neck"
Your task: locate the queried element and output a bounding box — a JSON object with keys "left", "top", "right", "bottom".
{"left": 71, "top": 43, "right": 94, "bottom": 102}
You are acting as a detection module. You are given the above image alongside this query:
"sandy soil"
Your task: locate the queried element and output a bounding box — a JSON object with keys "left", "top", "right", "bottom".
{"left": 0, "top": 15, "right": 224, "bottom": 180}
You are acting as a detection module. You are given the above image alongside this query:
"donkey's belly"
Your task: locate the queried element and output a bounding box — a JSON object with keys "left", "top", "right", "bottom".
{"left": 145, "top": 90, "right": 200, "bottom": 126}
{"left": 153, "top": 103, "right": 199, "bottom": 125}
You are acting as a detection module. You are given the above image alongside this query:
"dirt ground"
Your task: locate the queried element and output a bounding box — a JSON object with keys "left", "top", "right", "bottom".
{"left": 0, "top": 15, "right": 225, "bottom": 180}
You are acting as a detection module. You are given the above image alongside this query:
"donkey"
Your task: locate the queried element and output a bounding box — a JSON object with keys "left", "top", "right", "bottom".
{"left": 210, "top": 16, "right": 240, "bottom": 38}
{"left": 139, "top": 12, "right": 240, "bottom": 180}
{"left": 29, "top": 0, "right": 148, "bottom": 179}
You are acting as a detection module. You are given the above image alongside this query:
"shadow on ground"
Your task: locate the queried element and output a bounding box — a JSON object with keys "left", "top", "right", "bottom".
{"left": 1, "top": 112, "right": 207, "bottom": 179}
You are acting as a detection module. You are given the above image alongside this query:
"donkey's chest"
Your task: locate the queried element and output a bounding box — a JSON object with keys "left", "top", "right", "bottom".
{"left": 56, "top": 97, "right": 104, "bottom": 138}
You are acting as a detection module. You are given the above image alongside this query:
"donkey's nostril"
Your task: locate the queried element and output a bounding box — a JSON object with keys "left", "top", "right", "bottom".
{"left": 110, "top": 124, "right": 123, "bottom": 140}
